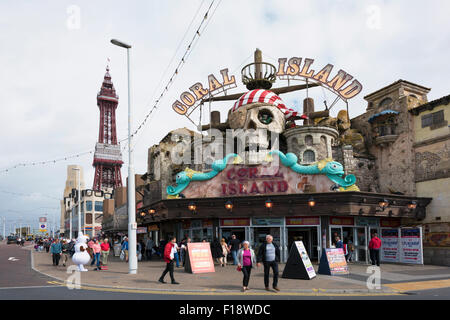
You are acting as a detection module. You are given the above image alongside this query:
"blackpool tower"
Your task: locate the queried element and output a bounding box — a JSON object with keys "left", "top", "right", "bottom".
{"left": 92, "top": 66, "right": 123, "bottom": 192}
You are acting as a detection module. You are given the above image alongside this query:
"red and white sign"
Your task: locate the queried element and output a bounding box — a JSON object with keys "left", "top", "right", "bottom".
{"left": 399, "top": 228, "right": 423, "bottom": 264}
{"left": 220, "top": 218, "right": 250, "bottom": 227}
{"left": 186, "top": 242, "right": 215, "bottom": 274}
{"left": 286, "top": 216, "right": 320, "bottom": 226}
{"left": 380, "top": 228, "right": 399, "bottom": 262}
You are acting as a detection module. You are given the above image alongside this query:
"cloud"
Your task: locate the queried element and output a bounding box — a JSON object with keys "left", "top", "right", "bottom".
{"left": 0, "top": 0, "right": 449, "bottom": 228}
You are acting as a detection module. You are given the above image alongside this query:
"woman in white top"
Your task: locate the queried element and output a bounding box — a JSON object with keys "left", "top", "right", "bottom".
{"left": 172, "top": 242, "right": 180, "bottom": 268}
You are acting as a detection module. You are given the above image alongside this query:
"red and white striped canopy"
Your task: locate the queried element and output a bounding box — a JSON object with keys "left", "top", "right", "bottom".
{"left": 232, "top": 89, "right": 307, "bottom": 120}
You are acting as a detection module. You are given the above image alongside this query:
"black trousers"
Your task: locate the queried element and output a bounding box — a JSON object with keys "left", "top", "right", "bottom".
{"left": 160, "top": 260, "right": 175, "bottom": 282}
{"left": 146, "top": 250, "right": 152, "bottom": 260}
{"left": 263, "top": 261, "right": 279, "bottom": 288}
{"left": 52, "top": 253, "right": 61, "bottom": 266}
{"left": 242, "top": 266, "right": 252, "bottom": 287}
{"left": 370, "top": 249, "right": 380, "bottom": 266}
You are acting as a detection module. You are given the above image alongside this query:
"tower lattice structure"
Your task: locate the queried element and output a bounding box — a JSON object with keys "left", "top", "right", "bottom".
{"left": 92, "top": 67, "right": 123, "bottom": 191}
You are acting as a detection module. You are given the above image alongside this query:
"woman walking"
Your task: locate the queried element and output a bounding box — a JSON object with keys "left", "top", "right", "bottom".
{"left": 211, "top": 238, "right": 224, "bottom": 266}
{"left": 219, "top": 238, "right": 229, "bottom": 267}
{"left": 237, "top": 241, "right": 257, "bottom": 292}
{"left": 92, "top": 239, "right": 102, "bottom": 270}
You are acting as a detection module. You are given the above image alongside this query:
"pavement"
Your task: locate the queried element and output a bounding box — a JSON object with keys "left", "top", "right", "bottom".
{"left": 26, "top": 243, "right": 450, "bottom": 296}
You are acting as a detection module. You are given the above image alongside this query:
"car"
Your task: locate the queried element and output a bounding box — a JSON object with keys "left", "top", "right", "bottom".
{"left": 7, "top": 236, "right": 17, "bottom": 244}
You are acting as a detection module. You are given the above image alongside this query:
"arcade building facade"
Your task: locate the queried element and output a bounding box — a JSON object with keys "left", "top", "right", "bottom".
{"left": 135, "top": 50, "right": 447, "bottom": 264}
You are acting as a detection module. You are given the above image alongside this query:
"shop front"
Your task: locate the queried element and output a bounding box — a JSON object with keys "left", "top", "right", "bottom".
{"left": 327, "top": 216, "right": 402, "bottom": 263}
{"left": 181, "top": 219, "right": 214, "bottom": 242}
{"left": 285, "top": 216, "right": 321, "bottom": 261}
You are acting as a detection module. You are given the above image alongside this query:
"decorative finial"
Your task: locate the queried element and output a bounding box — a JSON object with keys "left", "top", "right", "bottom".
{"left": 106, "top": 57, "right": 110, "bottom": 72}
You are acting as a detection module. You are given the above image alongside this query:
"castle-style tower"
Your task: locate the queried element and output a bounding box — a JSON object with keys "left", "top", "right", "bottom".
{"left": 92, "top": 66, "right": 123, "bottom": 192}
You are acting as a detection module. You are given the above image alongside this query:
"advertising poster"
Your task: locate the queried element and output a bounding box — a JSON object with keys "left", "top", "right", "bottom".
{"left": 185, "top": 242, "right": 215, "bottom": 274}
{"left": 380, "top": 228, "right": 399, "bottom": 262}
{"left": 295, "top": 241, "right": 316, "bottom": 279}
{"left": 400, "top": 228, "right": 423, "bottom": 264}
{"left": 282, "top": 241, "right": 316, "bottom": 280}
{"left": 318, "top": 248, "right": 349, "bottom": 275}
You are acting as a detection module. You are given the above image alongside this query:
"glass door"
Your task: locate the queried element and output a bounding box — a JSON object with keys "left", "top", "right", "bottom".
{"left": 329, "top": 226, "right": 343, "bottom": 248}
{"left": 356, "top": 227, "right": 368, "bottom": 263}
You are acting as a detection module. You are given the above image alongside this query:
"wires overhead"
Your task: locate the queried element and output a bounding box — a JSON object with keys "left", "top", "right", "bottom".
{"left": 1, "top": 0, "right": 222, "bottom": 174}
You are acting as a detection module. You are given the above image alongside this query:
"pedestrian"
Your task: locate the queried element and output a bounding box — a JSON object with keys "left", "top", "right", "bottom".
{"left": 113, "top": 238, "right": 121, "bottom": 257}
{"left": 369, "top": 232, "right": 381, "bottom": 266}
{"left": 92, "top": 239, "right": 102, "bottom": 270}
{"left": 219, "top": 238, "right": 229, "bottom": 267}
{"left": 172, "top": 240, "right": 180, "bottom": 268}
{"left": 228, "top": 234, "right": 241, "bottom": 265}
{"left": 347, "top": 237, "right": 355, "bottom": 262}
{"left": 237, "top": 241, "right": 257, "bottom": 292}
{"left": 182, "top": 237, "right": 191, "bottom": 267}
{"left": 121, "top": 237, "right": 129, "bottom": 262}
{"left": 146, "top": 237, "right": 154, "bottom": 261}
{"left": 211, "top": 238, "right": 224, "bottom": 265}
{"left": 68, "top": 238, "right": 76, "bottom": 257}
{"left": 44, "top": 239, "right": 50, "bottom": 253}
{"left": 335, "top": 236, "right": 343, "bottom": 249}
{"left": 158, "top": 238, "right": 167, "bottom": 259}
{"left": 50, "top": 239, "right": 62, "bottom": 266}
{"left": 61, "top": 239, "right": 70, "bottom": 267}
{"left": 256, "top": 235, "right": 280, "bottom": 292}
{"left": 88, "top": 238, "right": 95, "bottom": 266}
{"left": 100, "top": 238, "right": 110, "bottom": 266}
{"left": 137, "top": 241, "right": 142, "bottom": 261}
{"left": 158, "top": 237, "right": 180, "bottom": 285}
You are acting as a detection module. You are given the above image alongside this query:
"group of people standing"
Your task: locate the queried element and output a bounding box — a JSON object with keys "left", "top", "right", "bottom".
{"left": 334, "top": 233, "right": 382, "bottom": 266}
{"left": 41, "top": 236, "right": 111, "bottom": 270}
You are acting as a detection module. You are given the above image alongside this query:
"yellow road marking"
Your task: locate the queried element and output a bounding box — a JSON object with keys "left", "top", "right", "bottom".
{"left": 384, "top": 279, "right": 450, "bottom": 292}
{"left": 47, "top": 281, "right": 400, "bottom": 296}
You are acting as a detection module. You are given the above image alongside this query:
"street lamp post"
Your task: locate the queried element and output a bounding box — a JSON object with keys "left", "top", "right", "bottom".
{"left": 111, "top": 38, "right": 137, "bottom": 274}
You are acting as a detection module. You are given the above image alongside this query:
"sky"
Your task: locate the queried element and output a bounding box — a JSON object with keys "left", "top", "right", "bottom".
{"left": 0, "top": 0, "right": 449, "bottom": 233}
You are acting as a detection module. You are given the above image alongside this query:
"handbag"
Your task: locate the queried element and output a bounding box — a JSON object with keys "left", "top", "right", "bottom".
{"left": 236, "top": 266, "right": 242, "bottom": 271}
{"left": 120, "top": 250, "right": 125, "bottom": 261}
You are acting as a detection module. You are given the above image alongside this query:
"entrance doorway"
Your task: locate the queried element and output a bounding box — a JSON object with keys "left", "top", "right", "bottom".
{"left": 287, "top": 227, "right": 318, "bottom": 260}
{"left": 220, "top": 228, "right": 245, "bottom": 244}
{"left": 252, "top": 227, "right": 281, "bottom": 255}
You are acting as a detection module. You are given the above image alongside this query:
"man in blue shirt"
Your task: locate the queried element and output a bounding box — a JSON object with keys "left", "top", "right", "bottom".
{"left": 121, "top": 237, "right": 129, "bottom": 262}
{"left": 50, "top": 239, "right": 62, "bottom": 266}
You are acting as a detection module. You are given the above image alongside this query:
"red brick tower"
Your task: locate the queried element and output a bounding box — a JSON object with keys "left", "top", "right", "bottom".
{"left": 92, "top": 66, "right": 123, "bottom": 191}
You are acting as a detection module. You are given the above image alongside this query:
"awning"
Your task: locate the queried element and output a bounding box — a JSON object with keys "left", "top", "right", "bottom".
{"left": 368, "top": 109, "right": 399, "bottom": 123}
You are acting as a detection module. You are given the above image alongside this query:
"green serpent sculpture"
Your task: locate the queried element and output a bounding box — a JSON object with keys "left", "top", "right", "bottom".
{"left": 166, "top": 150, "right": 357, "bottom": 196}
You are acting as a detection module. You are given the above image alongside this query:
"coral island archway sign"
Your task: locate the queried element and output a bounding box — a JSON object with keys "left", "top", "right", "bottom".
{"left": 171, "top": 52, "right": 363, "bottom": 125}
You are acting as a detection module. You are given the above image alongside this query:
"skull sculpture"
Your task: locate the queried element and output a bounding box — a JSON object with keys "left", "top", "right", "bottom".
{"left": 227, "top": 89, "right": 307, "bottom": 163}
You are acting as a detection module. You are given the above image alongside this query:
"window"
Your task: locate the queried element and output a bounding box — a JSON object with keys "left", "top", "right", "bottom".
{"left": 86, "top": 201, "right": 93, "bottom": 212}
{"left": 305, "top": 135, "right": 313, "bottom": 146}
{"left": 94, "top": 201, "right": 103, "bottom": 212}
{"left": 85, "top": 213, "right": 93, "bottom": 225}
{"left": 422, "top": 110, "right": 445, "bottom": 128}
{"left": 303, "top": 150, "right": 315, "bottom": 163}
{"left": 379, "top": 97, "right": 393, "bottom": 108}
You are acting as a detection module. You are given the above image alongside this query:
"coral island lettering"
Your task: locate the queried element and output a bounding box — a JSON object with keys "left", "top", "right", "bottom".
{"left": 276, "top": 57, "right": 362, "bottom": 100}
{"left": 172, "top": 68, "right": 237, "bottom": 115}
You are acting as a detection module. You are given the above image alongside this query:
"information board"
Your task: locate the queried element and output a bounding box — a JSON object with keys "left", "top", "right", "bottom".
{"left": 282, "top": 241, "right": 316, "bottom": 280}
{"left": 399, "top": 228, "right": 423, "bottom": 264}
{"left": 380, "top": 228, "right": 399, "bottom": 262}
{"left": 184, "top": 242, "right": 215, "bottom": 274}
{"left": 318, "top": 248, "right": 349, "bottom": 275}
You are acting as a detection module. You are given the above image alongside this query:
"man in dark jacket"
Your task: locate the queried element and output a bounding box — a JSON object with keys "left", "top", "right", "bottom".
{"left": 257, "top": 235, "right": 280, "bottom": 292}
